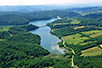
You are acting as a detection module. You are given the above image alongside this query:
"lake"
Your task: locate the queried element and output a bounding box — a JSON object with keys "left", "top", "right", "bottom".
{"left": 29, "top": 19, "right": 64, "bottom": 54}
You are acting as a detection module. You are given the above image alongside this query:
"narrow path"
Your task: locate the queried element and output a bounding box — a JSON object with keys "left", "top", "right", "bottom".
{"left": 71, "top": 55, "right": 74, "bottom": 67}
{"left": 70, "top": 48, "right": 75, "bottom": 54}
{"left": 62, "top": 38, "right": 66, "bottom": 47}
{"left": 61, "top": 37, "right": 75, "bottom": 67}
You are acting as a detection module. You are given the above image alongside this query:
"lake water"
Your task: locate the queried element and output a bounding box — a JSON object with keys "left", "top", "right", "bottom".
{"left": 29, "top": 19, "right": 64, "bottom": 54}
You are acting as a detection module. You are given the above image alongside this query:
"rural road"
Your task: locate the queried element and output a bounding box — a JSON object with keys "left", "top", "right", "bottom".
{"left": 61, "top": 37, "right": 75, "bottom": 67}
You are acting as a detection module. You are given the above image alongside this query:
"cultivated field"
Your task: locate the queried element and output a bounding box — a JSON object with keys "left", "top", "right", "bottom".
{"left": 79, "top": 41, "right": 97, "bottom": 46}
{"left": 90, "top": 32, "right": 102, "bottom": 37}
{"left": 81, "top": 47, "right": 102, "bottom": 56}
{"left": 71, "top": 20, "right": 80, "bottom": 24}
{"left": 81, "top": 30, "right": 102, "bottom": 38}
{"left": 62, "top": 34, "right": 89, "bottom": 45}
{"left": 100, "top": 45, "right": 102, "bottom": 48}
{"left": 0, "top": 39, "right": 4, "bottom": 41}
{"left": 81, "top": 30, "right": 101, "bottom": 35}
{"left": 74, "top": 26, "right": 85, "bottom": 29}
{"left": 0, "top": 26, "right": 13, "bottom": 32}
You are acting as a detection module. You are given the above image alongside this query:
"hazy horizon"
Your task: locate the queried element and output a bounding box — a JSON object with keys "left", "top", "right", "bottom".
{"left": 0, "top": 0, "right": 102, "bottom": 6}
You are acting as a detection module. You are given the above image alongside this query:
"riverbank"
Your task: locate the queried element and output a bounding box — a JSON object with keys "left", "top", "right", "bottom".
{"left": 29, "top": 19, "right": 65, "bottom": 54}
{"left": 47, "top": 19, "right": 78, "bottom": 68}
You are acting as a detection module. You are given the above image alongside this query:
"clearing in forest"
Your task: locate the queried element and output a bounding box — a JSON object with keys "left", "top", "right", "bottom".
{"left": 81, "top": 30, "right": 101, "bottom": 35}
{"left": 81, "top": 30, "right": 102, "bottom": 37}
{"left": 100, "top": 45, "right": 102, "bottom": 48}
{"left": 53, "top": 23, "right": 62, "bottom": 26}
{"left": 0, "top": 26, "right": 13, "bottom": 32}
{"left": 71, "top": 19, "right": 80, "bottom": 24}
{"left": 79, "top": 41, "right": 97, "bottom": 46}
{"left": 81, "top": 47, "right": 102, "bottom": 56}
{"left": 0, "top": 39, "right": 4, "bottom": 41}
{"left": 90, "top": 32, "right": 102, "bottom": 37}
{"left": 74, "top": 26, "right": 85, "bottom": 29}
{"left": 62, "top": 34, "right": 89, "bottom": 45}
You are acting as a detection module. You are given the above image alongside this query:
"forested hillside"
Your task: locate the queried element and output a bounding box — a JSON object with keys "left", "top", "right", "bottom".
{"left": 0, "top": 10, "right": 80, "bottom": 25}
{"left": 0, "top": 6, "right": 102, "bottom": 68}
{"left": 0, "top": 10, "right": 81, "bottom": 68}
{"left": 48, "top": 12, "right": 102, "bottom": 68}
{"left": 0, "top": 25, "right": 50, "bottom": 67}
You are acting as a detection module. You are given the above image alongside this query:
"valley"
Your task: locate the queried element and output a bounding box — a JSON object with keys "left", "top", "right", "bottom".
{"left": 0, "top": 6, "right": 102, "bottom": 68}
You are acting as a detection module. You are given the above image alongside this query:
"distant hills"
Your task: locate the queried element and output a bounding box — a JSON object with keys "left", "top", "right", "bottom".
{"left": 66, "top": 7, "right": 102, "bottom": 13}
{"left": 0, "top": 3, "right": 102, "bottom": 12}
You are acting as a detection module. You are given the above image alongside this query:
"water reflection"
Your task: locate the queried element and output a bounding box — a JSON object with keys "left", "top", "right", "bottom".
{"left": 29, "top": 19, "right": 65, "bottom": 54}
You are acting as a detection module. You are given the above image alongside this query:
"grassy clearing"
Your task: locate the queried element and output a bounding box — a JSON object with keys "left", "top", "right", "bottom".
{"left": 74, "top": 26, "right": 85, "bottom": 29}
{"left": 51, "top": 28, "right": 63, "bottom": 32}
{"left": 79, "top": 42, "right": 90, "bottom": 45}
{"left": 53, "top": 23, "right": 62, "bottom": 26}
{"left": 79, "top": 41, "right": 97, "bottom": 46}
{"left": 81, "top": 30, "right": 101, "bottom": 35}
{"left": 0, "top": 26, "right": 13, "bottom": 32}
{"left": 100, "top": 45, "right": 102, "bottom": 48}
{"left": 0, "top": 39, "right": 4, "bottom": 41}
{"left": 71, "top": 20, "right": 80, "bottom": 24}
{"left": 63, "top": 34, "right": 89, "bottom": 45}
{"left": 90, "top": 32, "right": 102, "bottom": 37}
{"left": 81, "top": 30, "right": 102, "bottom": 38}
{"left": 81, "top": 47, "right": 102, "bottom": 56}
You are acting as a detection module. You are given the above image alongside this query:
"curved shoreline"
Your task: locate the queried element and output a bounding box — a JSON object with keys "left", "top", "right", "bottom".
{"left": 29, "top": 19, "right": 65, "bottom": 54}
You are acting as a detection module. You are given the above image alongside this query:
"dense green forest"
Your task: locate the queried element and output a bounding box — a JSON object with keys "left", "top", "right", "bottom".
{"left": 0, "top": 10, "right": 81, "bottom": 68}
{"left": 0, "top": 10, "right": 80, "bottom": 25}
{"left": 48, "top": 12, "right": 102, "bottom": 68}
{"left": 0, "top": 7, "right": 102, "bottom": 68}
{"left": 0, "top": 24, "right": 72, "bottom": 68}
{"left": 0, "top": 25, "right": 51, "bottom": 67}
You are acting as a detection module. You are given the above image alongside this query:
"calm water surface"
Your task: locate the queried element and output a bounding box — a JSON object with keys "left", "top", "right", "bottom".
{"left": 29, "top": 19, "right": 64, "bottom": 54}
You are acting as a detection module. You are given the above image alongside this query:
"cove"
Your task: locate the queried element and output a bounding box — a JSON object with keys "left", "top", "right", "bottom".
{"left": 29, "top": 19, "right": 64, "bottom": 54}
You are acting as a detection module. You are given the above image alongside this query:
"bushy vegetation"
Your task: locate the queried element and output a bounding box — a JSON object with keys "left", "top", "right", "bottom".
{"left": 1, "top": 7, "right": 102, "bottom": 68}
{"left": 48, "top": 12, "right": 102, "bottom": 68}
{"left": 0, "top": 10, "right": 80, "bottom": 25}
{"left": 0, "top": 25, "right": 50, "bottom": 67}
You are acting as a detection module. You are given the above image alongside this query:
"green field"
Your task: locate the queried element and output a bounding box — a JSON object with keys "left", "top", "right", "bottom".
{"left": 0, "top": 26, "right": 13, "bottom": 32}
{"left": 0, "top": 39, "right": 4, "bottom": 41}
{"left": 71, "top": 20, "right": 80, "bottom": 24}
{"left": 90, "top": 32, "right": 102, "bottom": 37}
{"left": 100, "top": 45, "right": 102, "bottom": 48}
{"left": 81, "top": 47, "right": 102, "bottom": 56}
{"left": 74, "top": 26, "right": 85, "bottom": 29}
{"left": 79, "top": 41, "right": 97, "bottom": 45}
{"left": 63, "top": 34, "right": 89, "bottom": 45}
{"left": 81, "top": 30, "right": 102, "bottom": 38}
{"left": 81, "top": 30, "right": 101, "bottom": 35}
{"left": 79, "top": 42, "right": 90, "bottom": 45}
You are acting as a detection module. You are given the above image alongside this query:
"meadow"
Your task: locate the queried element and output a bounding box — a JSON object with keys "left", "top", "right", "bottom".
{"left": 0, "top": 26, "right": 13, "bottom": 32}
{"left": 62, "top": 34, "right": 89, "bottom": 45}
{"left": 100, "top": 45, "right": 102, "bottom": 48}
{"left": 71, "top": 19, "right": 80, "bottom": 24}
{"left": 81, "top": 47, "right": 102, "bottom": 56}
{"left": 81, "top": 30, "right": 102, "bottom": 38}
